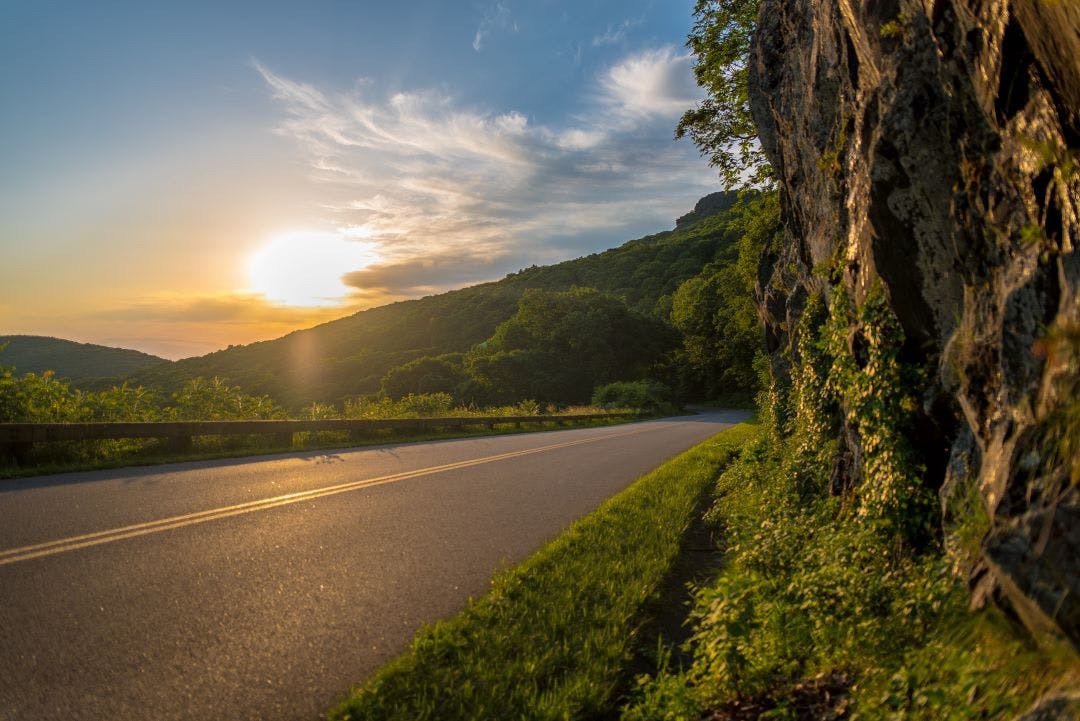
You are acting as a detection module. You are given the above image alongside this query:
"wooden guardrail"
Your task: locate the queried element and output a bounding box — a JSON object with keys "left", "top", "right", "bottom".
{"left": 0, "top": 412, "right": 640, "bottom": 464}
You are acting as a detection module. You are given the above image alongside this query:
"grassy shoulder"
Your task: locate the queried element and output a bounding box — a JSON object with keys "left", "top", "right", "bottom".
{"left": 622, "top": 429, "right": 1078, "bottom": 720}
{"left": 0, "top": 415, "right": 646, "bottom": 480}
{"left": 329, "top": 422, "right": 758, "bottom": 721}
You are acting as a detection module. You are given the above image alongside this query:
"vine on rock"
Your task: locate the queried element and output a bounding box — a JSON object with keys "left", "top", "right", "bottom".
{"left": 824, "top": 283, "right": 932, "bottom": 540}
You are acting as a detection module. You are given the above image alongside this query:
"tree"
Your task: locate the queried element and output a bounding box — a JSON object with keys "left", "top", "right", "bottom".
{"left": 465, "top": 288, "right": 678, "bottom": 406}
{"left": 379, "top": 354, "right": 468, "bottom": 400}
{"left": 670, "top": 193, "right": 780, "bottom": 400}
{"left": 677, "top": 0, "right": 772, "bottom": 189}
{"left": 592, "top": 380, "right": 674, "bottom": 413}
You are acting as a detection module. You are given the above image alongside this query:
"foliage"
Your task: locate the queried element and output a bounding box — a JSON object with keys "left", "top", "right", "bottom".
{"left": 84, "top": 383, "right": 163, "bottom": 422}
{"left": 677, "top": 0, "right": 773, "bottom": 189}
{"left": 167, "top": 376, "right": 284, "bottom": 421}
{"left": 823, "top": 284, "right": 932, "bottom": 540}
{"left": 591, "top": 380, "right": 673, "bottom": 413}
{"left": 783, "top": 292, "right": 838, "bottom": 498}
{"left": 879, "top": 13, "right": 910, "bottom": 39}
{"left": 0, "top": 341, "right": 285, "bottom": 428}
{"left": 464, "top": 288, "right": 678, "bottom": 406}
{"left": 0, "top": 367, "right": 92, "bottom": 423}
{"left": 670, "top": 192, "right": 779, "bottom": 400}
{"left": 329, "top": 424, "right": 757, "bottom": 721}
{"left": 303, "top": 401, "right": 340, "bottom": 420}
{"left": 622, "top": 429, "right": 1070, "bottom": 721}
{"left": 344, "top": 392, "right": 455, "bottom": 419}
{"left": 379, "top": 354, "right": 468, "bottom": 400}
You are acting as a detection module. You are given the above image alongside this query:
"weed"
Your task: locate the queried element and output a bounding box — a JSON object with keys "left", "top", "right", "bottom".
{"left": 880, "top": 13, "right": 910, "bottom": 39}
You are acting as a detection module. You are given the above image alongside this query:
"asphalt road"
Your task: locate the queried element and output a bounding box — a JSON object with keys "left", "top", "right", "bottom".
{"left": 0, "top": 410, "right": 750, "bottom": 721}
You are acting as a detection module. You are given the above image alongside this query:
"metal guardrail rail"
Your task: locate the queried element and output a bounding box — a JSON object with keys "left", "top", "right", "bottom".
{"left": 0, "top": 412, "right": 641, "bottom": 464}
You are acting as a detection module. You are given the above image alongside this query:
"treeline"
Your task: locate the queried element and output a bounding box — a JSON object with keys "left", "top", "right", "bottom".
{"left": 379, "top": 287, "right": 676, "bottom": 409}
{"left": 0, "top": 366, "right": 558, "bottom": 426}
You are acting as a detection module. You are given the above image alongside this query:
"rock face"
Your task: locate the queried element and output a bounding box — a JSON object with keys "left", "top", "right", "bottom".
{"left": 748, "top": 0, "right": 1079, "bottom": 648}
{"left": 675, "top": 191, "right": 740, "bottom": 229}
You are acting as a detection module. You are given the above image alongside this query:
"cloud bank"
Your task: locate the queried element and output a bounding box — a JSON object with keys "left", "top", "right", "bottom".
{"left": 254, "top": 45, "right": 716, "bottom": 300}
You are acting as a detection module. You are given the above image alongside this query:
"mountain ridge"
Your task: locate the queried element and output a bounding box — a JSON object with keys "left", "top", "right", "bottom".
{"left": 129, "top": 192, "right": 741, "bottom": 408}
{"left": 0, "top": 335, "right": 168, "bottom": 386}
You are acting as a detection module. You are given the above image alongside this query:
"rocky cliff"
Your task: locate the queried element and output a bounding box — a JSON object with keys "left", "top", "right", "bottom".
{"left": 748, "top": 0, "right": 1079, "bottom": 654}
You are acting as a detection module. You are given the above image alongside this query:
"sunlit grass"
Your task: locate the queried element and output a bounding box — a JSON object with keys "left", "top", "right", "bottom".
{"left": 329, "top": 423, "right": 757, "bottom": 721}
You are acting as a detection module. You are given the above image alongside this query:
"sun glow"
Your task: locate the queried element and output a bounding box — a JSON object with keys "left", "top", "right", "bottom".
{"left": 248, "top": 232, "right": 380, "bottom": 307}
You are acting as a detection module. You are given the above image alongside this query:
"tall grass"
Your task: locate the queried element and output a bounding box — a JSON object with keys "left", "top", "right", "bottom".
{"left": 622, "top": 430, "right": 1078, "bottom": 720}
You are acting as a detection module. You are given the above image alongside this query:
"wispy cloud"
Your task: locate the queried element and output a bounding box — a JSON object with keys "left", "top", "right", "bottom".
{"left": 472, "top": 0, "right": 516, "bottom": 51}
{"left": 592, "top": 18, "right": 638, "bottom": 47}
{"left": 253, "top": 45, "right": 714, "bottom": 299}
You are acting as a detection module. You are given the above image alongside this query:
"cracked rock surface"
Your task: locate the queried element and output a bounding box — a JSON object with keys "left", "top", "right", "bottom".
{"left": 748, "top": 0, "right": 1079, "bottom": 651}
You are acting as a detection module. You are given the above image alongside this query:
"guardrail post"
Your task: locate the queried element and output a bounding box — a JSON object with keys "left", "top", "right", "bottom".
{"left": 1, "top": 441, "right": 32, "bottom": 466}
{"left": 165, "top": 435, "right": 192, "bottom": 453}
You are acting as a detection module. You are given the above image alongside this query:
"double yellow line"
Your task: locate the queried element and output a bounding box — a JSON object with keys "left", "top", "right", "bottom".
{"left": 0, "top": 424, "right": 657, "bottom": 567}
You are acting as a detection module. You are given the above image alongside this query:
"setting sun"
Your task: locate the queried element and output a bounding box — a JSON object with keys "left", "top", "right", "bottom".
{"left": 248, "top": 232, "right": 380, "bottom": 307}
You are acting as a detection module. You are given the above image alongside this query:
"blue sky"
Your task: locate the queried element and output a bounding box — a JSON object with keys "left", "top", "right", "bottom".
{"left": 0, "top": 0, "right": 719, "bottom": 358}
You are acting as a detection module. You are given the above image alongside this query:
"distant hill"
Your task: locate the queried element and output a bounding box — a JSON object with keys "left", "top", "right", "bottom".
{"left": 0, "top": 336, "right": 169, "bottom": 387}
{"left": 128, "top": 192, "right": 742, "bottom": 408}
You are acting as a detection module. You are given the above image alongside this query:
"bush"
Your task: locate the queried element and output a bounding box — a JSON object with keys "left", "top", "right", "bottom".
{"left": 592, "top": 380, "right": 674, "bottom": 413}
{"left": 379, "top": 355, "right": 467, "bottom": 400}
{"left": 168, "top": 377, "right": 284, "bottom": 421}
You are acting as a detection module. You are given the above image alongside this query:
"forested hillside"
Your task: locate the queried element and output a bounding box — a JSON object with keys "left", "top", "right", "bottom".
{"left": 128, "top": 192, "right": 758, "bottom": 408}
{"left": 0, "top": 336, "right": 168, "bottom": 387}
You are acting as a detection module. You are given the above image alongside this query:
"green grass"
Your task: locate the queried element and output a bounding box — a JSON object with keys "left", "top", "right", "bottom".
{"left": 329, "top": 423, "right": 758, "bottom": 721}
{"left": 0, "top": 416, "right": 645, "bottom": 480}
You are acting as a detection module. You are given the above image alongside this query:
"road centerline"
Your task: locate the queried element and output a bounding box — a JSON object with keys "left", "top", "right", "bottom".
{"left": 0, "top": 423, "right": 671, "bottom": 566}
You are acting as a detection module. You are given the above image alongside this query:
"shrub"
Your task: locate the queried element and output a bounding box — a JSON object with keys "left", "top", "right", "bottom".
{"left": 167, "top": 377, "right": 285, "bottom": 421}
{"left": 591, "top": 380, "right": 674, "bottom": 413}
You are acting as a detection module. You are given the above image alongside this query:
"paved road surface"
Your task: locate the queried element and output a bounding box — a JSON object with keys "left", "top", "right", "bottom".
{"left": 0, "top": 410, "right": 749, "bottom": 721}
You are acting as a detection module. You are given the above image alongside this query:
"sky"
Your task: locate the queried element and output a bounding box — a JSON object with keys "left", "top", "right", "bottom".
{"left": 0, "top": 0, "right": 719, "bottom": 360}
